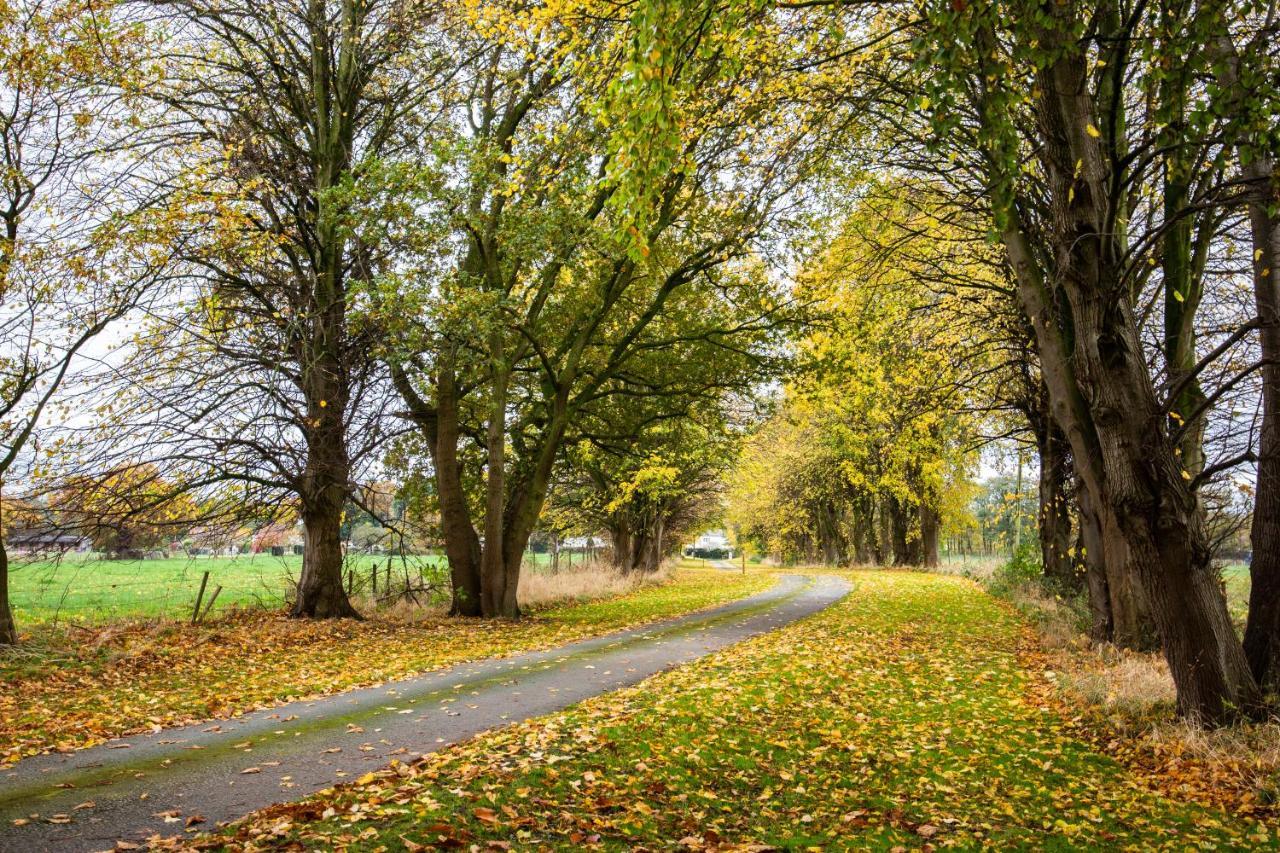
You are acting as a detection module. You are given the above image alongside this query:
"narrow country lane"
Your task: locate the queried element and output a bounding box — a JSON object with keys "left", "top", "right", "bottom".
{"left": 0, "top": 574, "right": 850, "bottom": 853}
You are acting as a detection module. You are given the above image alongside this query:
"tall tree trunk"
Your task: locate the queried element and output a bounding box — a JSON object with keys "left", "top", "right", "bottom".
{"left": 290, "top": 2, "right": 360, "bottom": 622}
{"left": 609, "top": 521, "right": 633, "bottom": 572}
{"left": 876, "top": 497, "right": 892, "bottom": 565}
{"left": 491, "top": 399, "right": 571, "bottom": 618}
{"left": 852, "top": 498, "right": 874, "bottom": 564}
{"left": 1037, "top": 419, "right": 1076, "bottom": 589}
{"left": 392, "top": 358, "right": 482, "bottom": 615}
{"left": 626, "top": 513, "right": 665, "bottom": 574}
{"left": 436, "top": 364, "right": 483, "bottom": 615}
{"left": 292, "top": 375, "right": 359, "bottom": 618}
{"left": 919, "top": 503, "right": 939, "bottom": 568}
{"left": 0, "top": 538, "right": 15, "bottom": 645}
{"left": 479, "top": 352, "right": 510, "bottom": 618}
{"left": 1075, "top": 480, "right": 1113, "bottom": 643}
{"left": 1241, "top": 152, "right": 1280, "bottom": 690}
{"left": 889, "top": 496, "right": 920, "bottom": 565}
{"left": 1203, "top": 30, "right": 1280, "bottom": 691}
{"left": 1159, "top": 65, "right": 1209, "bottom": 483}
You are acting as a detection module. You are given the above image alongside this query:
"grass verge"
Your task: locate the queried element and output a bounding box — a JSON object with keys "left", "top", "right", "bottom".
{"left": 1000, "top": 580, "right": 1280, "bottom": 815}
{"left": 0, "top": 562, "right": 772, "bottom": 768}
{"left": 201, "top": 570, "right": 1272, "bottom": 851}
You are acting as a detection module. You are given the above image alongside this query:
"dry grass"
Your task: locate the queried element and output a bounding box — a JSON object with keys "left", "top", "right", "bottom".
{"left": 1004, "top": 580, "right": 1280, "bottom": 813}
{"left": 518, "top": 559, "right": 671, "bottom": 609}
{"left": 934, "top": 553, "right": 1004, "bottom": 579}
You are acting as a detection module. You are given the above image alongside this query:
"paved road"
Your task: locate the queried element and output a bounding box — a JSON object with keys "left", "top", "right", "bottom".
{"left": 0, "top": 573, "right": 850, "bottom": 852}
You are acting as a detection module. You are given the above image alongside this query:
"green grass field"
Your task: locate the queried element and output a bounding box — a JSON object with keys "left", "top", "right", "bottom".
{"left": 7, "top": 550, "right": 557, "bottom": 625}
{"left": 222, "top": 570, "right": 1273, "bottom": 851}
{"left": 1223, "top": 561, "right": 1251, "bottom": 625}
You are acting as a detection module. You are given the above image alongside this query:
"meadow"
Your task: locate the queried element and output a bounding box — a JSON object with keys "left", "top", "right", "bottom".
{"left": 6, "top": 550, "right": 565, "bottom": 625}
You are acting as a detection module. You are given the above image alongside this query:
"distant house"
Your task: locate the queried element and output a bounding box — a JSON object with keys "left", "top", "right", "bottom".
{"left": 7, "top": 529, "right": 93, "bottom": 555}
{"left": 684, "top": 531, "right": 734, "bottom": 560}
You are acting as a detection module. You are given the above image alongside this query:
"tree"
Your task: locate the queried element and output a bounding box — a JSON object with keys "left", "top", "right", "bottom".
{"left": 910, "top": 0, "right": 1265, "bottom": 720}
{"left": 59, "top": 466, "right": 198, "bottom": 558}
{"left": 390, "top": 0, "right": 834, "bottom": 616}
{"left": 788, "top": 186, "right": 987, "bottom": 568}
{"left": 0, "top": 0, "right": 159, "bottom": 643}
{"left": 99, "top": 0, "right": 455, "bottom": 618}
{"left": 1209, "top": 13, "right": 1280, "bottom": 691}
{"left": 555, "top": 409, "right": 735, "bottom": 575}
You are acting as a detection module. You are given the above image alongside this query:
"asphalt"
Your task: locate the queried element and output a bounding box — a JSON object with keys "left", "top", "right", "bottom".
{"left": 0, "top": 573, "right": 851, "bottom": 852}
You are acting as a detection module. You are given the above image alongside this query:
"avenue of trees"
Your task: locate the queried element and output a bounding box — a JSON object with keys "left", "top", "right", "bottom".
{"left": 0, "top": 0, "right": 1276, "bottom": 726}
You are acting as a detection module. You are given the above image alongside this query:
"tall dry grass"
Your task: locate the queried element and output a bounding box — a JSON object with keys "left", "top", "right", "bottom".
{"left": 518, "top": 559, "right": 671, "bottom": 609}
{"left": 1003, "top": 581, "right": 1280, "bottom": 810}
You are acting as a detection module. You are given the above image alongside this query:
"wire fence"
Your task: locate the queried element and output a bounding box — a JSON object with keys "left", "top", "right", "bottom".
{"left": 7, "top": 552, "right": 452, "bottom": 626}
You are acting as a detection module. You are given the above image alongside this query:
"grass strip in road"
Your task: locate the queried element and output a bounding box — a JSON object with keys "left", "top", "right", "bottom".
{"left": 0, "top": 564, "right": 773, "bottom": 768}
{"left": 210, "top": 570, "right": 1273, "bottom": 851}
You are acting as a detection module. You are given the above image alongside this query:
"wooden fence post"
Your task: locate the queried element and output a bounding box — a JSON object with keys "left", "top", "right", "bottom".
{"left": 192, "top": 571, "right": 210, "bottom": 625}
{"left": 198, "top": 585, "right": 222, "bottom": 623}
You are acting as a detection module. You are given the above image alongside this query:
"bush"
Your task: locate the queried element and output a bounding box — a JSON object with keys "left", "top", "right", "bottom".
{"left": 988, "top": 539, "right": 1042, "bottom": 595}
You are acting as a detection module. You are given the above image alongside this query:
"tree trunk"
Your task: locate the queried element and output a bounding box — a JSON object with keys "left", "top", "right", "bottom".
{"left": 393, "top": 357, "right": 483, "bottom": 616}
{"left": 437, "top": 363, "right": 483, "bottom": 615}
{"left": 490, "top": 400, "right": 570, "bottom": 618}
{"left": 609, "top": 522, "right": 633, "bottom": 572}
{"left": 1075, "top": 481, "right": 1113, "bottom": 643}
{"left": 1159, "top": 70, "right": 1208, "bottom": 484}
{"left": 874, "top": 498, "right": 890, "bottom": 565}
{"left": 292, "top": 379, "right": 359, "bottom": 618}
{"left": 919, "top": 503, "right": 939, "bottom": 568}
{"left": 625, "top": 513, "right": 665, "bottom": 574}
{"left": 0, "top": 538, "right": 15, "bottom": 645}
{"left": 1037, "top": 416, "right": 1077, "bottom": 590}
{"left": 852, "top": 498, "right": 874, "bottom": 565}
{"left": 889, "top": 496, "right": 920, "bottom": 566}
{"left": 294, "top": 499, "right": 359, "bottom": 618}
{"left": 1241, "top": 151, "right": 1280, "bottom": 690}
{"left": 479, "top": 353, "right": 510, "bottom": 618}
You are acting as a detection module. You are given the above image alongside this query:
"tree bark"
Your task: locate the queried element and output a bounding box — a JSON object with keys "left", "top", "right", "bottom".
{"left": 919, "top": 503, "right": 939, "bottom": 568}
{"left": 1036, "top": 414, "right": 1076, "bottom": 590}
{"left": 479, "top": 349, "right": 511, "bottom": 618}
{"left": 889, "top": 496, "right": 920, "bottom": 565}
{"left": 292, "top": 373, "right": 359, "bottom": 619}
{"left": 436, "top": 363, "right": 483, "bottom": 615}
{"left": 609, "top": 521, "right": 633, "bottom": 572}
{"left": 1075, "top": 480, "right": 1113, "bottom": 643}
{"left": 391, "top": 358, "right": 483, "bottom": 615}
{"left": 874, "top": 498, "right": 890, "bottom": 565}
{"left": 0, "top": 538, "right": 15, "bottom": 645}
{"left": 852, "top": 498, "right": 874, "bottom": 565}
{"left": 1241, "top": 152, "right": 1280, "bottom": 690}
{"left": 294, "top": 499, "right": 358, "bottom": 617}
{"left": 1159, "top": 67, "right": 1209, "bottom": 483}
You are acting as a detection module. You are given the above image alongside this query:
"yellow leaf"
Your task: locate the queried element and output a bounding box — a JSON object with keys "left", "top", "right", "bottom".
{"left": 1086, "top": 123, "right": 1101, "bottom": 138}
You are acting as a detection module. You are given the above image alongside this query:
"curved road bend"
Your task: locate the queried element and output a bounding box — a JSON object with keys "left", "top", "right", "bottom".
{"left": 0, "top": 573, "right": 850, "bottom": 853}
